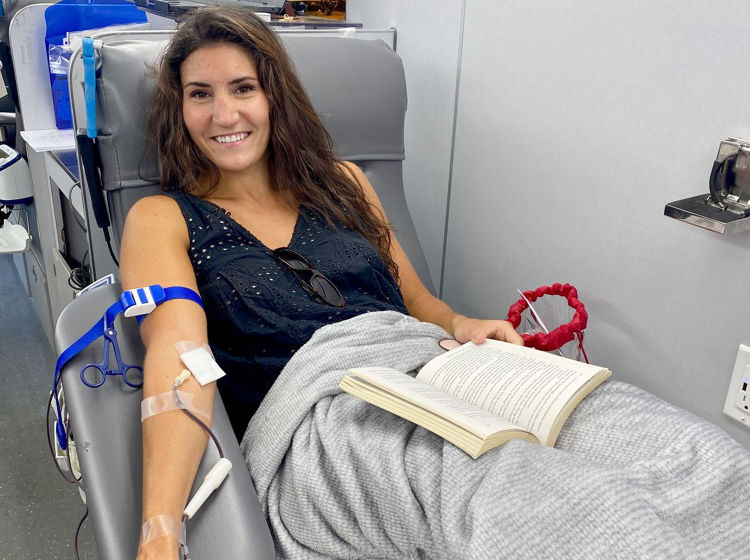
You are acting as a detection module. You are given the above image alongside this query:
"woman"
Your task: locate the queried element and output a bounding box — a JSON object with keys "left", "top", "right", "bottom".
{"left": 121, "top": 6, "right": 521, "bottom": 558}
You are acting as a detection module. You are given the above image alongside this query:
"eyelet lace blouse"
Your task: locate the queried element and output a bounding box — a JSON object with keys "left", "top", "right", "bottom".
{"left": 169, "top": 191, "right": 408, "bottom": 438}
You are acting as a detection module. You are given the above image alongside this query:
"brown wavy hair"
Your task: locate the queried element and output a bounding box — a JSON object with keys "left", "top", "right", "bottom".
{"left": 147, "top": 6, "right": 398, "bottom": 281}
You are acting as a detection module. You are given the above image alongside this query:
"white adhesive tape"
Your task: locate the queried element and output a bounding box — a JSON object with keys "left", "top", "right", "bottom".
{"left": 141, "top": 390, "right": 210, "bottom": 422}
{"left": 174, "top": 340, "right": 212, "bottom": 357}
{"left": 140, "top": 514, "right": 180, "bottom": 545}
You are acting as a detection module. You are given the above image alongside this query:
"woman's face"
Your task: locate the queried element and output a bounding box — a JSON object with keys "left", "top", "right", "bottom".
{"left": 180, "top": 42, "right": 271, "bottom": 180}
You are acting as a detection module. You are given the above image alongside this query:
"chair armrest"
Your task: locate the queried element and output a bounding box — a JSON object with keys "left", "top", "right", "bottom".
{"left": 55, "top": 283, "right": 274, "bottom": 560}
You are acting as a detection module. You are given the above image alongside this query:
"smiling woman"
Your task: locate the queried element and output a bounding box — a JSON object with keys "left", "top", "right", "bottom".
{"left": 180, "top": 43, "right": 272, "bottom": 184}
{"left": 121, "top": 6, "right": 522, "bottom": 558}
{"left": 145, "top": 6, "right": 399, "bottom": 271}
{"left": 177, "top": 41, "right": 299, "bottom": 249}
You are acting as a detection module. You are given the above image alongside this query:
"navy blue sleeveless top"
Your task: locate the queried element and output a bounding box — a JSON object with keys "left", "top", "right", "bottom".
{"left": 170, "top": 191, "right": 407, "bottom": 438}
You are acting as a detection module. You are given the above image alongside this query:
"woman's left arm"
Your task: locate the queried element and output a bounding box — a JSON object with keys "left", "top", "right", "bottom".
{"left": 343, "top": 162, "right": 522, "bottom": 345}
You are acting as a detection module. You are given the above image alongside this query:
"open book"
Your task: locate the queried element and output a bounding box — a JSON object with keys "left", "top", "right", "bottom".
{"left": 340, "top": 340, "right": 611, "bottom": 458}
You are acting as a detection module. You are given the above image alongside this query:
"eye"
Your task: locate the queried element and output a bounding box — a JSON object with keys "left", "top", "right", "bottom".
{"left": 236, "top": 83, "right": 256, "bottom": 95}
{"left": 186, "top": 89, "right": 210, "bottom": 99}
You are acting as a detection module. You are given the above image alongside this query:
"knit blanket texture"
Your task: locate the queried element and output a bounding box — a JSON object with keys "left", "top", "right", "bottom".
{"left": 241, "top": 311, "right": 750, "bottom": 559}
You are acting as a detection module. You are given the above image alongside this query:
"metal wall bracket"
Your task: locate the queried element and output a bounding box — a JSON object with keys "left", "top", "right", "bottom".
{"left": 664, "top": 194, "right": 750, "bottom": 235}
{"left": 665, "top": 137, "right": 750, "bottom": 234}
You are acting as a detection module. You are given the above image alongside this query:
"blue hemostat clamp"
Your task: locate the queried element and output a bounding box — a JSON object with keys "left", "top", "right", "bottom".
{"left": 52, "top": 285, "right": 203, "bottom": 449}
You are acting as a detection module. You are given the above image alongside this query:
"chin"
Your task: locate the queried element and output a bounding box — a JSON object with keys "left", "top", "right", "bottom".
{"left": 215, "top": 158, "right": 266, "bottom": 176}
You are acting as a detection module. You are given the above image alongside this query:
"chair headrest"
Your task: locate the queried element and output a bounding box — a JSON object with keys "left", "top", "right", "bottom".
{"left": 94, "top": 35, "right": 407, "bottom": 194}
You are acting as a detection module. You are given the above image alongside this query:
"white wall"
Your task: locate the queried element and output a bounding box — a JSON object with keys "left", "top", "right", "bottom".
{"left": 443, "top": 0, "right": 750, "bottom": 449}
{"left": 347, "top": 0, "right": 464, "bottom": 289}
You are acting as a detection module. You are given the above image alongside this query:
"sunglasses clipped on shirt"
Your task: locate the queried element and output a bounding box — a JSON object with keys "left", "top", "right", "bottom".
{"left": 270, "top": 247, "right": 346, "bottom": 307}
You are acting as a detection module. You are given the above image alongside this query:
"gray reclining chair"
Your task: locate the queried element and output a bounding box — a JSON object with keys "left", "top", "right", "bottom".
{"left": 55, "top": 28, "right": 434, "bottom": 560}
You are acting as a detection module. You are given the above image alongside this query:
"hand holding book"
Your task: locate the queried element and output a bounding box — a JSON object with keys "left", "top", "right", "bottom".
{"left": 340, "top": 340, "right": 610, "bottom": 458}
{"left": 450, "top": 315, "right": 524, "bottom": 346}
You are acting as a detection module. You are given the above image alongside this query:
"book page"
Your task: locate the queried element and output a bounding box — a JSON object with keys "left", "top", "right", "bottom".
{"left": 348, "top": 367, "right": 524, "bottom": 439}
{"left": 416, "top": 341, "right": 605, "bottom": 442}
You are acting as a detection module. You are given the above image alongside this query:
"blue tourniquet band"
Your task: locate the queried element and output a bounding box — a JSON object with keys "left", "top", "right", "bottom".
{"left": 53, "top": 285, "right": 203, "bottom": 449}
{"left": 82, "top": 37, "right": 97, "bottom": 139}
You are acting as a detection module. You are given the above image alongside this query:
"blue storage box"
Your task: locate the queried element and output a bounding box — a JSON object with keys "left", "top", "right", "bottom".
{"left": 45, "top": 0, "right": 147, "bottom": 129}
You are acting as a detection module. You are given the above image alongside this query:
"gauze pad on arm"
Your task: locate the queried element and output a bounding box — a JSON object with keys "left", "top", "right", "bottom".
{"left": 174, "top": 341, "right": 226, "bottom": 386}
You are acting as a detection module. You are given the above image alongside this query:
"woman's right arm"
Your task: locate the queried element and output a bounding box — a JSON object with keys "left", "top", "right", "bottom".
{"left": 120, "top": 195, "right": 216, "bottom": 560}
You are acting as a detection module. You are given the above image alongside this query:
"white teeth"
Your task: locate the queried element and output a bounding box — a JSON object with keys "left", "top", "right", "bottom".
{"left": 214, "top": 133, "right": 248, "bottom": 144}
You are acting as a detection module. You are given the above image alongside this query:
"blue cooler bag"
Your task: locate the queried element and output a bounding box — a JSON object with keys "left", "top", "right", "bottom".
{"left": 45, "top": 0, "right": 147, "bottom": 130}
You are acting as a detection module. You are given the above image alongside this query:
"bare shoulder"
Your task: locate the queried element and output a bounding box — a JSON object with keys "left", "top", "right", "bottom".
{"left": 121, "top": 194, "right": 195, "bottom": 290}
{"left": 126, "top": 194, "right": 183, "bottom": 227}
{"left": 337, "top": 160, "right": 382, "bottom": 206}
{"left": 338, "top": 160, "right": 368, "bottom": 187}
{"left": 121, "top": 195, "right": 205, "bottom": 337}
{"left": 123, "top": 195, "right": 188, "bottom": 243}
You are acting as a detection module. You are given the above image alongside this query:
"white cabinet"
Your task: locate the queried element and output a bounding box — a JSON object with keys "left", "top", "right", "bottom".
{"left": 45, "top": 151, "right": 82, "bottom": 321}
{"left": 27, "top": 248, "right": 53, "bottom": 346}
{"left": 6, "top": 146, "right": 83, "bottom": 348}
{"left": 7, "top": 211, "right": 30, "bottom": 297}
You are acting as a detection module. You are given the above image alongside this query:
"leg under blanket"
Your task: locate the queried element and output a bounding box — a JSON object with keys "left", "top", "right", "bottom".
{"left": 241, "top": 311, "right": 750, "bottom": 560}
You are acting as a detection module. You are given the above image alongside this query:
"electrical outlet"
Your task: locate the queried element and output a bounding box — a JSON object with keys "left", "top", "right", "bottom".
{"left": 724, "top": 344, "right": 750, "bottom": 427}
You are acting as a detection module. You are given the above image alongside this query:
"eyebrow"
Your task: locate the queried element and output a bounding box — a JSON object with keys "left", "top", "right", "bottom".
{"left": 182, "top": 76, "right": 260, "bottom": 88}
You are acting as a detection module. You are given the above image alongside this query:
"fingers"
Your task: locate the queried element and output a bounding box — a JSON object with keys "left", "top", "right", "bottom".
{"left": 477, "top": 322, "right": 523, "bottom": 345}
{"left": 501, "top": 324, "right": 524, "bottom": 346}
{"left": 456, "top": 319, "right": 524, "bottom": 346}
{"left": 470, "top": 329, "right": 487, "bottom": 344}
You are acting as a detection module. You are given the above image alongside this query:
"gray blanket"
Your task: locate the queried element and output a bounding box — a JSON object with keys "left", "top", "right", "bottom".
{"left": 241, "top": 311, "right": 750, "bottom": 559}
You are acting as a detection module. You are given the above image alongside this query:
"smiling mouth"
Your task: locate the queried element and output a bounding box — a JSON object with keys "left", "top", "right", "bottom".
{"left": 214, "top": 132, "right": 249, "bottom": 144}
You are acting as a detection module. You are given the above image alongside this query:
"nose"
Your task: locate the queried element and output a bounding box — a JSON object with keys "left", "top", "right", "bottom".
{"left": 212, "top": 92, "right": 239, "bottom": 127}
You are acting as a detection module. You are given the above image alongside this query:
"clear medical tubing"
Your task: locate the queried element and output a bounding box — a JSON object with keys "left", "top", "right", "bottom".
{"left": 506, "top": 283, "right": 588, "bottom": 354}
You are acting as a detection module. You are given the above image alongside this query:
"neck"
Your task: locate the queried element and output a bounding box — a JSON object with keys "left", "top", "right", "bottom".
{"left": 213, "top": 160, "right": 274, "bottom": 201}
{"left": 210, "top": 163, "right": 299, "bottom": 212}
